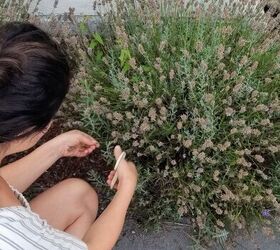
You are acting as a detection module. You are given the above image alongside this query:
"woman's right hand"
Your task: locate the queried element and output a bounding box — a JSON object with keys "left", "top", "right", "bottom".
{"left": 106, "top": 145, "right": 138, "bottom": 192}
{"left": 84, "top": 145, "right": 138, "bottom": 250}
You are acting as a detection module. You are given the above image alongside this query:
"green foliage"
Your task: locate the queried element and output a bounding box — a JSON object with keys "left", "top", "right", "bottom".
{"left": 80, "top": 0, "right": 280, "bottom": 241}
{"left": 119, "top": 48, "right": 131, "bottom": 71}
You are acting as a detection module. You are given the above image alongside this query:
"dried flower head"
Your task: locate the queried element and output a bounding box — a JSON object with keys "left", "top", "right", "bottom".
{"left": 197, "top": 152, "right": 206, "bottom": 161}
{"left": 221, "top": 26, "right": 233, "bottom": 35}
{"left": 216, "top": 219, "right": 225, "bottom": 228}
{"left": 169, "top": 69, "right": 175, "bottom": 80}
{"left": 260, "top": 119, "right": 271, "bottom": 126}
{"left": 218, "top": 141, "right": 231, "bottom": 152}
{"left": 223, "top": 71, "right": 230, "bottom": 81}
{"left": 268, "top": 146, "right": 278, "bottom": 154}
{"left": 202, "top": 139, "right": 214, "bottom": 149}
{"left": 237, "top": 157, "right": 252, "bottom": 167}
{"left": 180, "top": 114, "right": 188, "bottom": 122}
{"left": 215, "top": 207, "right": 223, "bottom": 215}
{"left": 181, "top": 49, "right": 190, "bottom": 58}
{"left": 217, "top": 44, "right": 225, "bottom": 60}
{"left": 254, "top": 195, "right": 263, "bottom": 201}
{"left": 240, "top": 55, "right": 248, "bottom": 66}
{"left": 239, "top": 106, "right": 246, "bottom": 113}
{"left": 155, "top": 98, "right": 162, "bottom": 106}
{"left": 197, "top": 117, "right": 209, "bottom": 129}
{"left": 213, "top": 170, "right": 220, "bottom": 182}
{"left": 159, "top": 40, "right": 167, "bottom": 51}
{"left": 196, "top": 216, "right": 204, "bottom": 229}
{"left": 233, "top": 83, "right": 243, "bottom": 93}
{"left": 203, "top": 93, "right": 214, "bottom": 104}
{"left": 156, "top": 154, "right": 162, "bottom": 160}
{"left": 115, "top": 25, "right": 129, "bottom": 48}
{"left": 140, "top": 121, "right": 150, "bottom": 133}
{"left": 148, "top": 108, "right": 157, "bottom": 121}
{"left": 254, "top": 104, "right": 269, "bottom": 112}
{"left": 159, "top": 75, "right": 166, "bottom": 82}
{"left": 237, "top": 37, "right": 246, "bottom": 47}
{"left": 255, "top": 154, "right": 265, "bottom": 163}
{"left": 265, "top": 78, "right": 272, "bottom": 84}
{"left": 129, "top": 57, "right": 137, "bottom": 69}
{"left": 183, "top": 139, "right": 192, "bottom": 148}
{"left": 195, "top": 41, "right": 204, "bottom": 52}
{"left": 242, "top": 126, "right": 252, "bottom": 136}
{"left": 200, "top": 60, "right": 208, "bottom": 71}
{"left": 225, "top": 107, "right": 235, "bottom": 116}
{"left": 230, "top": 128, "right": 238, "bottom": 134}
{"left": 138, "top": 44, "right": 145, "bottom": 54}
{"left": 121, "top": 88, "right": 131, "bottom": 100}
{"left": 177, "top": 121, "right": 183, "bottom": 130}
{"left": 238, "top": 169, "right": 248, "bottom": 179}
{"left": 171, "top": 160, "right": 177, "bottom": 166}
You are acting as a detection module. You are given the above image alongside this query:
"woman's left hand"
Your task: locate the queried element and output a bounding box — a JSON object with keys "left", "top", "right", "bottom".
{"left": 48, "top": 130, "right": 100, "bottom": 158}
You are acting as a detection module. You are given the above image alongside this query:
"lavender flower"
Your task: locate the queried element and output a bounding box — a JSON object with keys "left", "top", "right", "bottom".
{"left": 261, "top": 209, "right": 271, "bottom": 218}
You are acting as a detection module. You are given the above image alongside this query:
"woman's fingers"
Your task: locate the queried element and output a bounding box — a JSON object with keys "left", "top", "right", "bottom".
{"left": 84, "top": 145, "right": 96, "bottom": 154}
{"left": 107, "top": 171, "right": 117, "bottom": 187}
{"left": 107, "top": 171, "right": 116, "bottom": 180}
{"left": 106, "top": 178, "right": 118, "bottom": 190}
{"left": 74, "top": 144, "right": 96, "bottom": 156}
{"left": 114, "top": 145, "right": 122, "bottom": 160}
{"left": 79, "top": 131, "right": 100, "bottom": 147}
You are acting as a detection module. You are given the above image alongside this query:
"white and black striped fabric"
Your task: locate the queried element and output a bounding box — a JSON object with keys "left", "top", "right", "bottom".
{"left": 0, "top": 184, "right": 88, "bottom": 250}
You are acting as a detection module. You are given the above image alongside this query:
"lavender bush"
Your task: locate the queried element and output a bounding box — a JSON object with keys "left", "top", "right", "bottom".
{"left": 81, "top": 0, "right": 280, "bottom": 240}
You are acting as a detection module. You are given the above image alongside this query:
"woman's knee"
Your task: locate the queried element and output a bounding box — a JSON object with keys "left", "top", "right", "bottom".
{"left": 60, "top": 178, "right": 98, "bottom": 214}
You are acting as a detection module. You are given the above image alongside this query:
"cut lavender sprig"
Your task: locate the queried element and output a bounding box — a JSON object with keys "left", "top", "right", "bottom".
{"left": 261, "top": 209, "right": 272, "bottom": 218}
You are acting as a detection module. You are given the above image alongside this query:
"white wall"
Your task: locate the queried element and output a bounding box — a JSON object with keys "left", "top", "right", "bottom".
{"left": 29, "top": 0, "right": 97, "bottom": 15}
{"left": 28, "top": 0, "right": 263, "bottom": 16}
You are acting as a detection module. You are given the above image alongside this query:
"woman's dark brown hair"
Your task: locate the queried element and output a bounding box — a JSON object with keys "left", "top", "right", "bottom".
{"left": 0, "top": 22, "right": 70, "bottom": 143}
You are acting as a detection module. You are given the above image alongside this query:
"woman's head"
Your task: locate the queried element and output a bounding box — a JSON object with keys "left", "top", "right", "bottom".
{"left": 0, "top": 22, "right": 70, "bottom": 152}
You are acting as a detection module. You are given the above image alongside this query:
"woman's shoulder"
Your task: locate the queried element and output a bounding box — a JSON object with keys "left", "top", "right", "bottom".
{"left": 0, "top": 176, "right": 21, "bottom": 208}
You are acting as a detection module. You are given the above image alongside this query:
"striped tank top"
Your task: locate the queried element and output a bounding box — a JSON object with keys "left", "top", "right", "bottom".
{"left": 0, "top": 184, "right": 88, "bottom": 250}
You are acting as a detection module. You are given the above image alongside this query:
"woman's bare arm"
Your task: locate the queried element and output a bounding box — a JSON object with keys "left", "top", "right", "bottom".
{"left": 0, "top": 141, "right": 61, "bottom": 193}
{"left": 83, "top": 146, "right": 138, "bottom": 250}
{"left": 84, "top": 185, "right": 134, "bottom": 250}
{"left": 0, "top": 176, "right": 21, "bottom": 208}
{"left": 0, "top": 130, "right": 99, "bottom": 193}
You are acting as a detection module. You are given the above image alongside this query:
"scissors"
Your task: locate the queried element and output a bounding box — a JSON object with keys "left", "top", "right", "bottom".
{"left": 110, "top": 151, "right": 126, "bottom": 189}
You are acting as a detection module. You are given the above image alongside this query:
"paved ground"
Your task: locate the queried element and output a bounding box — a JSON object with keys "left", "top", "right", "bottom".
{"left": 114, "top": 220, "right": 194, "bottom": 250}
{"left": 114, "top": 219, "right": 280, "bottom": 250}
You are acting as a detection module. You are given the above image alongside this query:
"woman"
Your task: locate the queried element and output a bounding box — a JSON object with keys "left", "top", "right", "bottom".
{"left": 0, "top": 22, "right": 137, "bottom": 250}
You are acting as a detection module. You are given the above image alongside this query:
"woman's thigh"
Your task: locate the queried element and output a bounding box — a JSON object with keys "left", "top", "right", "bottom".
{"left": 29, "top": 178, "right": 98, "bottom": 233}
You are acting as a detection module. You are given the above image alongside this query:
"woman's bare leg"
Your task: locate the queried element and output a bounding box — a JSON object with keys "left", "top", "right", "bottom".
{"left": 29, "top": 178, "right": 98, "bottom": 239}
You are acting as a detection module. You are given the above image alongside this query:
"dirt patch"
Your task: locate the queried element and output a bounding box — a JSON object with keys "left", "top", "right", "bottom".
{"left": 1, "top": 119, "right": 109, "bottom": 200}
